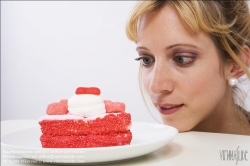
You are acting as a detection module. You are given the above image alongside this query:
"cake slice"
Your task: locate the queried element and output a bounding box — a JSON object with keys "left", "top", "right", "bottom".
{"left": 38, "top": 87, "right": 132, "bottom": 148}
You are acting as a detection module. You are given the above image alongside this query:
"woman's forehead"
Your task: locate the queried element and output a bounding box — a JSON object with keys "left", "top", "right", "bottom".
{"left": 137, "top": 5, "right": 201, "bottom": 45}
{"left": 138, "top": 4, "right": 177, "bottom": 31}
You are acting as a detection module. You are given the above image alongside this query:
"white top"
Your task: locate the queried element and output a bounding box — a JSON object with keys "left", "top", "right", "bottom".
{"left": 67, "top": 94, "right": 106, "bottom": 117}
{"left": 38, "top": 113, "right": 116, "bottom": 122}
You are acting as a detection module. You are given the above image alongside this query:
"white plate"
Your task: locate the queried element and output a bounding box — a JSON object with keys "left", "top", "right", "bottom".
{"left": 1, "top": 122, "right": 178, "bottom": 165}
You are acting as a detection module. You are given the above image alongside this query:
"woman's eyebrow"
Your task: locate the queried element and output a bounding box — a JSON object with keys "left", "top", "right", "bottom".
{"left": 136, "top": 43, "right": 199, "bottom": 51}
{"left": 136, "top": 46, "right": 149, "bottom": 51}
{"left": 166, "top": 43, "right": 199, "bottom": 50}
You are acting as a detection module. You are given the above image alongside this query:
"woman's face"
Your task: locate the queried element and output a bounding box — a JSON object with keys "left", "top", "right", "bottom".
{"left": 136, "top": 4, "right": 230, "bottom": 132}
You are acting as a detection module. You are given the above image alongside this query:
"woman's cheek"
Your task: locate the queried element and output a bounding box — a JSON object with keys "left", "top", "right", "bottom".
{"left": 142, "top": 69, "right": 151, "bottom": 92}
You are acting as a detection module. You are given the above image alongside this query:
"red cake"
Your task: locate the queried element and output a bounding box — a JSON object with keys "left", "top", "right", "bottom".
{"left": 38, "top": 87, "right": 132, "bottom": 148}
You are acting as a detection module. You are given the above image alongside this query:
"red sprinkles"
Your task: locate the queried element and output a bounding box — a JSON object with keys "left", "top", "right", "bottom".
{"left": 39, "top": 113, "right": 132, "bottom": 148}
{"left": 40, "top": 131, "right": 132, "bottom": 148}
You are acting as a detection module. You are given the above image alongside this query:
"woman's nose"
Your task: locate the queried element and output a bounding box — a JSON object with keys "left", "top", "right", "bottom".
{"left": 147, "top": 62, "right": 174, "bottom": 95}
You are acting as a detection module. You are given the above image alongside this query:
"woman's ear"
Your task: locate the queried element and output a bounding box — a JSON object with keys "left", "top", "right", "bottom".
{"left": 242, "top": 45, "right": 250, "bottom": 66}
{"left": 227, "top": 45, "right": 250, "bottom": 79}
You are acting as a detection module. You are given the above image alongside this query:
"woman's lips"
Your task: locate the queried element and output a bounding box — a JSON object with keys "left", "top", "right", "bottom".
{"left": 158, "top": 104, "right": 184, "bottom": 115}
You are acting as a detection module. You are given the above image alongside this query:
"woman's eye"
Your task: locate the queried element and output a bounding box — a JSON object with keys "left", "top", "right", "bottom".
{"left": 135, "top": 57, "right": 154, "bottom": 66}
{"left": 173, "top": 56, "right": 194, "bottom": 65}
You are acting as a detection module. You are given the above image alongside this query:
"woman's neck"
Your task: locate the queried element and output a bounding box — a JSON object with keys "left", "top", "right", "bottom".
{"left": 191, "top": 100, "right": 250, "bottom": 135}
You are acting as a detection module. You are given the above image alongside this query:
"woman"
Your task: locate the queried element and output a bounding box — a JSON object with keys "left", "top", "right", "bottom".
{"left": 126, "top": 1, "right": 250, "bottom": 135}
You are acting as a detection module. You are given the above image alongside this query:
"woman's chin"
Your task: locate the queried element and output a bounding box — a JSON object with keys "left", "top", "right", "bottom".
{"left": 162, "top": 120, "right": 194, "bottom": 132}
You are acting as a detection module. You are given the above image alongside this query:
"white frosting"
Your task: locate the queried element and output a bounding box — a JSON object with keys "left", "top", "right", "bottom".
{"left": 38, "top": 113, "right": 119, "bottom": 122}
{"left": 67, "top": 94, "right": 106, "bottom": 117}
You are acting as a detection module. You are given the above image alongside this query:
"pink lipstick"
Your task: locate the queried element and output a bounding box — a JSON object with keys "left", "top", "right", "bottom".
{"left": 158, "top": 104, "right": 183, "bottom": 115}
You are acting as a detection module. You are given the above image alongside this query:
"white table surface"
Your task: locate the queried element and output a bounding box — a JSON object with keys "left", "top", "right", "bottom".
{"left": 1, "top": 120, "right": 250, "bottom": 166}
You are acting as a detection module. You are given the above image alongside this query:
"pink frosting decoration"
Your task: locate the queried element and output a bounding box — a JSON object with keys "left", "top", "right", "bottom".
{"left": 104, "top": 100, "right": 125, "bottom": 113}
{"left": 46, "top": 99, "right": 69, "bottom": 115}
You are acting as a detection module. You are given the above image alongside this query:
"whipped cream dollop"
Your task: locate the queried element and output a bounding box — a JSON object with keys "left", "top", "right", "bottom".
{"left": 68, "top": 94, "right": 106, "bottom": 117}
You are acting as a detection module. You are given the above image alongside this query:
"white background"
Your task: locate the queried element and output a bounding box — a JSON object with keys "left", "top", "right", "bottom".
{"left": 1, "top": 1, "right": 250, "bottom": 122}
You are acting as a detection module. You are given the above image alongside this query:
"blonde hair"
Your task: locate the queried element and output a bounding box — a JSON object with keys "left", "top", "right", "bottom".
{"left": 126, "top": 0, "right": 250, "bottom": 79}
{"left": 126, "top": 0, "right": 250, "bottom": 118}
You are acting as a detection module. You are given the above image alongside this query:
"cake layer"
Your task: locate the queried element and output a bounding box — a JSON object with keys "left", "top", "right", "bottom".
{"left": 39, "top": 113, "right": 131, "bottom": 136}
{"left": 40, "top": 131, "right": 132, "bottom": 148}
